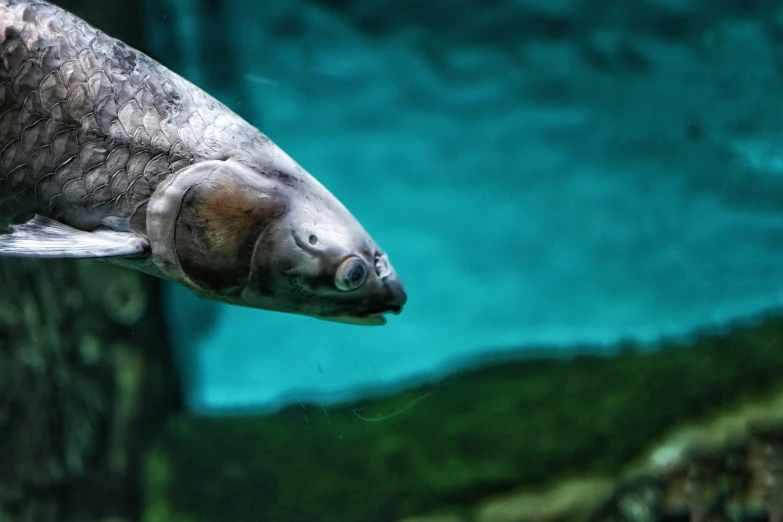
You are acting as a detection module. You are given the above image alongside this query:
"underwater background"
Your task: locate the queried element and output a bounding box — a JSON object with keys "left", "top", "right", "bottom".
{"left": 162, "top": 0, "right": 783, "bottom": 414}
{"left": 6, "top": 0, "right": 783, "bottom": 521}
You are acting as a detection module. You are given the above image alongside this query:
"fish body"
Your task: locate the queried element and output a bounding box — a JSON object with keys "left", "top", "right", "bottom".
{"left": 0, "top": 0, "right": 406, "bottom": 324}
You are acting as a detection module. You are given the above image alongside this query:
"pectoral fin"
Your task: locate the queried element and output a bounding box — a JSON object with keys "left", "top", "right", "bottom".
{"left": 0, "top": 215, "right": 148, "bottom": 259}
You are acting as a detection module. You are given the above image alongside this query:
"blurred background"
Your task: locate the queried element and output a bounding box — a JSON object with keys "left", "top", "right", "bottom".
{"left": 7, "top": 0, "right": 783, "bottom": 521}
{"left": 156, "top": 0, "right": 783, "bottom": 414}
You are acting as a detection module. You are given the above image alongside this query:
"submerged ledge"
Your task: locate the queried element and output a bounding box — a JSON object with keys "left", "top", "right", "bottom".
{"left": 143, "top": 311, "right": 783, "bottom": 522}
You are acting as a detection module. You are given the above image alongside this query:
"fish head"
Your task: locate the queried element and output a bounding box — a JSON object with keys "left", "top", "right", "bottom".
{"left": 145, "top": 144, "right": 406, "bottom": 325}
{"left": 247, "top": 199, "right": 407, "bottom": 325}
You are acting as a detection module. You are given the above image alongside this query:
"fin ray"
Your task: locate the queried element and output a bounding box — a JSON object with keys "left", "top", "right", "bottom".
{"left": 0, "top": 215, "right": 148, "bottom": 258}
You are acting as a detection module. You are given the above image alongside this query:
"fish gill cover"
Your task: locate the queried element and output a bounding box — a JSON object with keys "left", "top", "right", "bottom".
{"left": 152, "top": 0, "right": 783, "bottom": 412}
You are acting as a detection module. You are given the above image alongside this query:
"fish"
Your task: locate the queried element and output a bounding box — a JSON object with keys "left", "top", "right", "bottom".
{"left": 0, "top": 0, "right": 406, "bottom": 325}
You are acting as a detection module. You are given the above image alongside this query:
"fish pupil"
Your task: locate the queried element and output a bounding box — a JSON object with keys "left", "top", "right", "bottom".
{"left": 347, "top": 265, "right": 365, "bottom": 284}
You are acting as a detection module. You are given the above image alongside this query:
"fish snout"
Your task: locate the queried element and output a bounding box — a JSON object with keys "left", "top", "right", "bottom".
{"left": 382, "top": 273, "right": 407, "bottom": 314}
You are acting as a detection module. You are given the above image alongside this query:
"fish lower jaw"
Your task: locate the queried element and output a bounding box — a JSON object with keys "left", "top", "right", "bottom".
{"left": 321, "top": 313, "right": 389, "bottom": 326}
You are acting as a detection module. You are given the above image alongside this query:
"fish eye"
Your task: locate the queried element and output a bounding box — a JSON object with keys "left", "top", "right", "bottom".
{"left": 335, "top": 256, "right": 367, "bottom": 291}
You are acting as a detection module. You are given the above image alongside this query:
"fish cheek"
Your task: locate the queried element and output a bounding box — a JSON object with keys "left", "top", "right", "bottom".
{"left": 172, "top": 177, "right": 286, "bottom": 295}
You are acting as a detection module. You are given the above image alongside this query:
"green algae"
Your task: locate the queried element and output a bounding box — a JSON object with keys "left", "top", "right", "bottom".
{"left": 0, "top": 257, "right": 177, "bottom": 521}
{"left": 143, "top": 315, "right": 783, "bottom": 522}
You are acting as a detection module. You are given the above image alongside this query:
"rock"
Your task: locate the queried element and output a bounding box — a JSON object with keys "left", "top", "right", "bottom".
{"left": 142, "top": 314, "right": 783, "bottom": 522}
{"left": 0, "top": 257, "right": 180, "bottom": 522}
{"left": 474, "top": 478, "right": 615, "bottom": 522}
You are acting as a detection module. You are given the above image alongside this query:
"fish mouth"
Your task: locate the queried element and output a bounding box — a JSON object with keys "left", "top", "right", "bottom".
{"left": 323, "top": 306, "right": 403, "bottom": 326}
{"left": 327, "top": 314, "right": 387, "bottom": 326}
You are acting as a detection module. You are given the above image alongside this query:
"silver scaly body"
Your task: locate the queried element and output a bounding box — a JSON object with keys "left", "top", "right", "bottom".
{"left": 0, "top": 0, "right": 258, "bottom": 231}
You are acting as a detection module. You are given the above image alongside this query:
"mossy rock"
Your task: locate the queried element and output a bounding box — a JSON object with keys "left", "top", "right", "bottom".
{"left": 0, "top": 257, "right": 178, "bottom": 522}
{"left": 143, "top": 315, "right": 783, "bottom": 522}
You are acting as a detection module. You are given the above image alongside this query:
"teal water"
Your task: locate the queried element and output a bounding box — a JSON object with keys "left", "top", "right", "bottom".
{"left": 161, "top": 1, "right": 783, "bottom": 413}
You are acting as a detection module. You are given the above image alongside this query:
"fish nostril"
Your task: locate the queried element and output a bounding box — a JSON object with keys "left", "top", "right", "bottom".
{"left": 374, "top": 252, "right": 393, "bottom": 278}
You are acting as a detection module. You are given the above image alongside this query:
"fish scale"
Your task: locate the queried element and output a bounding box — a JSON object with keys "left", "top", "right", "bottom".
{"left": 0, "top": 0, "right": 252, "bottom": 230}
